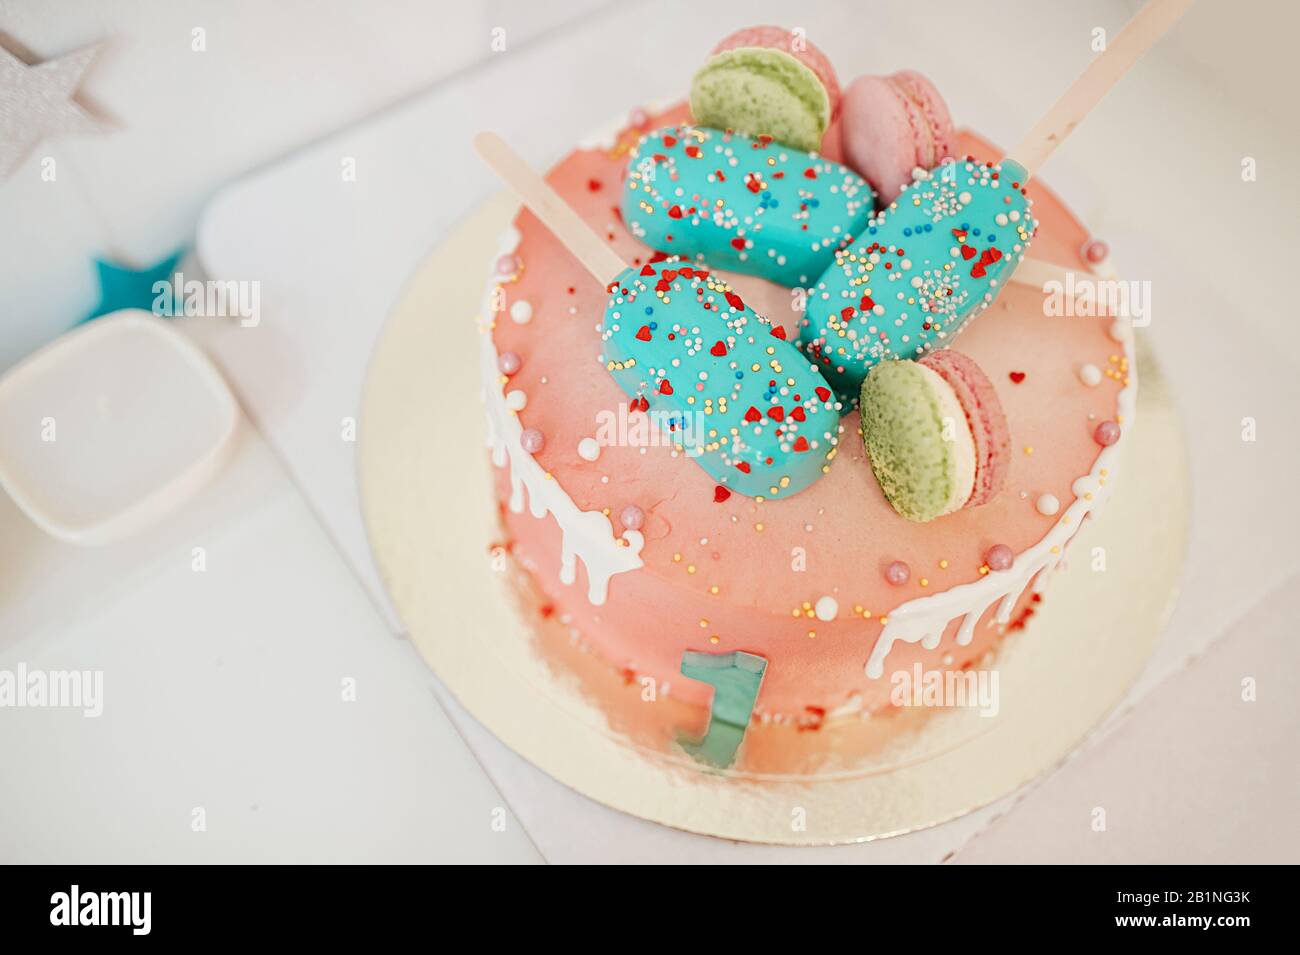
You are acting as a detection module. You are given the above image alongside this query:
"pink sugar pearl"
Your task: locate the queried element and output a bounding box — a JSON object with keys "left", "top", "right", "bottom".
{"left": 520, "top": 428, "right": 545, "bottom": 454}
{"left": 1094, "top": 420, "right": 1121, "bottom": 447}
{"left": 985, "top": 544, "right": 1014, "bottom": 572}
{"left": 498, "top": 351, "right": 521, "bottom": 375}
{"left": 1082, "top": 239, "right": 1109, "bottom": 264}
{"left": 885, "top": 561, "right": 910, "bottom": 586}
{"left": 620, "top": 505, "right": 645, "bottom": 531}
{"left": 495, "top": 254, "right": 520, "bottom": 276}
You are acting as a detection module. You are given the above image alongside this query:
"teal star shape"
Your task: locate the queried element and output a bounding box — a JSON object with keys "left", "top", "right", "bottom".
{"left": 81, "top": 250, "right": 185, "bottom": 324}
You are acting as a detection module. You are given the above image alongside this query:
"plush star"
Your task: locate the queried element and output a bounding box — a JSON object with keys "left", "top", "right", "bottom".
{"left": 82, "top": 251, "right": 185, "bottom": 324}
{"left": 0, "top": 42, "right": 106, "bottom": 177}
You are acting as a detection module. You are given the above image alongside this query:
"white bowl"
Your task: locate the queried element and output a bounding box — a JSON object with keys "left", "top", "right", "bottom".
{"left": 0, "top": 310, "right": 239, "bottom": 544}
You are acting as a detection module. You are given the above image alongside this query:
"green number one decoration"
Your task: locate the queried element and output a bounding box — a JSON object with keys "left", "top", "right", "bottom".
{"left": 677, "top": 650, "right": 768, "bottom": 769}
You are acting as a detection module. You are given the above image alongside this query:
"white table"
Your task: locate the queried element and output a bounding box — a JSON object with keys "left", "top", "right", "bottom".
{"left": 3, "top": 0, "right": 1297, "bottom": 863}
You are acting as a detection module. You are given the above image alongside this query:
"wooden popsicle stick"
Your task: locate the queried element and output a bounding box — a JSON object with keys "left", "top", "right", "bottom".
{"left": 1006, "top": 0, "right": 1192, "bottom": 179}
{"left": 473, "top": 131, "right": 627, "bottom": 283}
{"left": 1012, "top": 257, "right": 1081, "bottom": 289}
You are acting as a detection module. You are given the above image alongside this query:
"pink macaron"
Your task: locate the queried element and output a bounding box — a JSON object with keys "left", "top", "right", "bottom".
{"left": 919, "top": 350, "right": 1009, "bottom": 508}
{"left": 841, "top": 70, "right": 955, "bottom": 205}
{"left": 712, "top": 25, "right": 842, "bottom": 118}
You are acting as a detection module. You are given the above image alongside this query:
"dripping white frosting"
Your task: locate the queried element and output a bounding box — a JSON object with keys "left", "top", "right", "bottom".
{"left": 478, "top": 226, "right": 644, "bottom": 605}
{"left": 865, "top": 263, "right": 1138, "bottom": 680}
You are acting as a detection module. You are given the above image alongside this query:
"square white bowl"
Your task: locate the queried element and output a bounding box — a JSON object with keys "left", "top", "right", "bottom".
{"left": 0, "top": 309, "right": 239, "bottom": 545}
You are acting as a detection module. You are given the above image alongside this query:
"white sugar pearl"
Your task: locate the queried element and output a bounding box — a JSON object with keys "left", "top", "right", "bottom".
{"left": 1078, "top": 363, "right": 1102, "bottom": 386}
{"left": 958, "top": 191, "right": 972, "bottom": 204}
{"left": 505, "top": 390, "right": 527, "bottom": 411}
{"left": 577, "top": 437, "right": 600, "bottom": 462}
{"left": 815, "top": 596, "right": 838, "bottom": 621}
{"left": 1036, "top": 493, "right": 1060, "bottom": 516}
{"left": 509, "top": 299, "right": 533, "bottom": 324}
{"left": 995, "top": 213, "right": 1009, "bottom": 226}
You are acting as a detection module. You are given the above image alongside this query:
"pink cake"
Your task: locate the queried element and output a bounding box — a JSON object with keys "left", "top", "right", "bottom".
{"left": 478, "top": 58, "right": 1133, "bottom": 768}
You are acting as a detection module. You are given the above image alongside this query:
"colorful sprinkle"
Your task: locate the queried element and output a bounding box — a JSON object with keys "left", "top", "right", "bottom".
{"left": 885, "top": 560, "right": 910, "bottom": 586}
{"left": 814, "top": 596, "right": 838, "bottom": 621}
{"left": 509, "top": 299, "right": 533, "bottom": 324}
{"left": 520, "top": 428, "right": 545, "bottom": 454}
{"left": 1094, "top": 420, "right": 1121, "bottom": 446}
{"left": 985, "top": 544, "right": 1014, "bottom": 571}
{"left": 1082, "top": 239, "right": 1109, "bottom": 264}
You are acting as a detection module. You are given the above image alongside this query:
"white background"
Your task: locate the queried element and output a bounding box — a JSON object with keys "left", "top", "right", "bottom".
{"left": 1, "top": 0, "right": 1297, "bottom": 863}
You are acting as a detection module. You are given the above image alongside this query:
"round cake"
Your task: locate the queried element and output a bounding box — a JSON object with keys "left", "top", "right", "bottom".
{"left": 477, "top": 42, "right": 1133, "bottom": 769}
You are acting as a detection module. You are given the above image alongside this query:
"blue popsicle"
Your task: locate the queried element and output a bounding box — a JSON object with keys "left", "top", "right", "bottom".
{"left": 599, "top": 259, "right": 843, "bottom": 500}
{"left": 621, "top": 125, "right": 874, "bottom": 288}
{"left": 798, "top": 156, "right": 1036, "bottom": 401}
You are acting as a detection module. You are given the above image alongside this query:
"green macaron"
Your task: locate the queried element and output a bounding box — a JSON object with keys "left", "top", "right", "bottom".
{"left": 859, "top": 359, "right": 977, "bottom": 523}
{"left": 689, "top": 48, "right": 831, "bottom": 153}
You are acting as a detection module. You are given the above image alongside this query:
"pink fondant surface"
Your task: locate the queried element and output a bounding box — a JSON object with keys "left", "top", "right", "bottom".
{"left": 486, "top": 105, "right": 1125, "bottom": 717}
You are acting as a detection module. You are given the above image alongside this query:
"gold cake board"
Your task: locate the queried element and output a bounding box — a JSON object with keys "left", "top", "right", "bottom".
{"left": 357, "top": 194, "right": 1188, "bottom": 845}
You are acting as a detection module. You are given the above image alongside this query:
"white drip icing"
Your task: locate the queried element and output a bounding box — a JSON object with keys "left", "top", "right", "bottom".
{"left": 478, "top": 227, "right": 644, "bottom": 605}
{"left": 865, "top": 265, "right": 1138, "bottom": 680}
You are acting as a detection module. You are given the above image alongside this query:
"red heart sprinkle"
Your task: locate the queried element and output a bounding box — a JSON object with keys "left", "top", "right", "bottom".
{"left": 770, "top": 326, "right": 787, "bottom": 340}
{"left": 730, "top": 237, "right": 746, "bottom": 251}
{"left": 667, "top": 205, "right": 684, "bottom": 219}
{"left": 793, "top": 436, "right": 810, "bottom": 452}
{"left": 790, "top": 406, "right": 806, "bottom": 421}
{"left": 724, "top": 291, "right": 745, "bottom": 311}
{"left": 662, "top": 134, "right": 677, "bottom": 147}
{"left": 815, "top": 386, "right": 831, "bottom": 402}
{"left": 635, "top": 326, "right": 652, "bottom": 341}
{"left": 767, "top": 407, "right": 785, "bottom": 422}
{"left": 710, "top": 341, "right": 727, "bottom": 356}
{"left": 744, "top": 406, "right": 761, "bottom": 422}
{"left": 961, "top": 245, "right": 976, "bottom": 260}
{"left": 713, "top": 486, "right": 731, "bottom": 503}
{"left": 1009, "top": 371, "right": 1026, "bottom": 383}
{"left": 735, "top": 462, "right": 751, "bottom": 474}
{"left": 684, "top": 144, "right": 701, "bottom": 158}
{"left": 803, "top": 168, "right": 817, "bottom": 179}
{"left": 639, "top": 264, "right": 656, "bottom": 276}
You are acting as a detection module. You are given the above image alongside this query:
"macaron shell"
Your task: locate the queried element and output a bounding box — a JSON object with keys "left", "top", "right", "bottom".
{"left": 690, "top": 48, "right": 831, "bottom": 153}
{"left": 891, "top": 70, "right": 954, "bottom": 167}
{"left": 919, "top": 349, "right": 1010, "bottom": 507}
{"left": 859, "top": 359, "right": 976, "bottom": 523}
{"left": 841, "top": 71, "right": 955, "bottom": 204}
{"left": 712, "top": 26, "right": 842, "bottom": 116}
